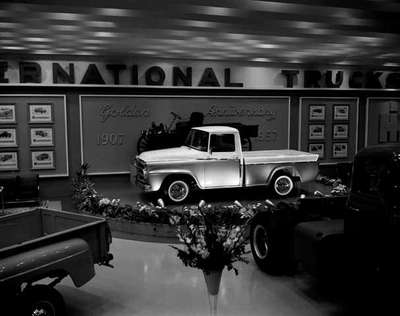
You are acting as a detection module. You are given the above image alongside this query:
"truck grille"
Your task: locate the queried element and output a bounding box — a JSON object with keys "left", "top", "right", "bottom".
{"left": 135, "top": 158, "right": 146, "bottom": 184}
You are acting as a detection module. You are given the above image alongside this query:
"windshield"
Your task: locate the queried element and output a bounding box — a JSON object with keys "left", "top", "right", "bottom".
{"left": 184, "top": 129, "right": 209, "bottom": 151}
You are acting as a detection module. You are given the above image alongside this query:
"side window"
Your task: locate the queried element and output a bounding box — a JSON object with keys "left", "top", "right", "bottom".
{"left": 210, "top": 134, "right": 235, "bottom": 152}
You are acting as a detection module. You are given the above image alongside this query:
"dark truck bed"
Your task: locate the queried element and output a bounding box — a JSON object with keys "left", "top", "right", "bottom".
{"left": 0, "top": 208, "right": 112, "bottom": 289}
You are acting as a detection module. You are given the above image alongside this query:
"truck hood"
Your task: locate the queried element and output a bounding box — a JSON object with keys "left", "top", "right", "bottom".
{"left": 137, "top": 146, "right": 206, "bottom": 163}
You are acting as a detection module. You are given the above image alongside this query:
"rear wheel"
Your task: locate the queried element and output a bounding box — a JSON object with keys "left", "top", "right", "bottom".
{"left": 22, "top": 285, "right": 65, "bottom": 316}
{"left": 272, "top": 175, "right": 295, "bottom": 197}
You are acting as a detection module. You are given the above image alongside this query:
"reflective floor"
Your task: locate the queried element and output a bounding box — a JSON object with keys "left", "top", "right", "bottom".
{"left": 57, "top": 238, "right": 344, "bottom": 316}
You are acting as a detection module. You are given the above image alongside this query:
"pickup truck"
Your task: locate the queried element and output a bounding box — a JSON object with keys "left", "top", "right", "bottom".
{"left": 250, "top": 144, "right": 400, "bottom": 285}
{"left": 136, "top": 126, "right": 319, "bottom": 203}
{"left": 0, "top": 208, "right": 113, "bottom": 316}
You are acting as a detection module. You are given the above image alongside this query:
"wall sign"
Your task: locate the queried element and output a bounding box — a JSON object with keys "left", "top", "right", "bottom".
{"left": 366, "top": 98, "right": 400, "bottom": 146}
{"left": 1, "top": 60, "right": 400, "bottom": 89}
{"left": 80, "top": 95, "right": 290, "bottom": 174}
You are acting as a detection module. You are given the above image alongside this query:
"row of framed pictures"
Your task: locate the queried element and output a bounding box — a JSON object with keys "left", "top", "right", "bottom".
{"left": 0, "top": 103, "right": 53, "bottom": 124}
{"left": 0, "top": 150, "right": 55, "bottom": 171}
{"left": 309, "top": 104, "right": 349, "bottom": 121}
{"left": 309, "top": 143, "right": 348, "bottom": 159}
{"left": 0, "top": 127, "right": 54, "bottom": 147}
{"left": 309, "top": 124, "right": 349, "bottom": 140}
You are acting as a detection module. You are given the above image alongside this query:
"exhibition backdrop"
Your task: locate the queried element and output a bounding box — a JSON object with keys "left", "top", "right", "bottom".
{"left": 80, "top": 96, "right": 290, "bottom": 174}
{"left": 0, "top": 95, "right": 68, "bottom": 177}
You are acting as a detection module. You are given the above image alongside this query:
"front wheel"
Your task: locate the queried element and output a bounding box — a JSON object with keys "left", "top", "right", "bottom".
{"left": 164, "top": 178, "right": 191, "bottom": 204}
{"left": 22, "top": 285, "right": 65, "bottom": 316}
{"left": 271, "top": 175, "right": 295, "bottom": 197}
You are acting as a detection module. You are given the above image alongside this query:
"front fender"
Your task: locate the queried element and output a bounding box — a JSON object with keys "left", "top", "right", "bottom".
{"left": 0, "top": 238, "right": 95, "bottom": 288}
{"left": 148, "top": 169, "right": 201, "bottom": 191}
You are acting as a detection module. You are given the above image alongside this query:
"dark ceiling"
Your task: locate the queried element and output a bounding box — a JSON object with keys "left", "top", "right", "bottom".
{"left": 1, "top": 0, "right": 400, "bottom": 67}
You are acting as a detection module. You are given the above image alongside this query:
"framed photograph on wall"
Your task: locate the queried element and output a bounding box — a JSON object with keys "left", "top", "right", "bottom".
{"left": 0, "top": 128, "right": 17, "bottom": 147}
{"left": 333, "top": 124, "right": 349, "bottom": 139}
{"left": 309, "top": 124, "right": 325, "bottom": 140}
{"left": 30, "top": 127, "right": 54, "bottom": 147}
{"left": 333, "top": 143, "right": 348, "bottom": 158}
{"left": 29, "top": 104, "right": 53, "bottom": 123}
{"left": 309, "top": 104, "right": 326, "bottom": 121}
{"left": 0, "top": 104, "right": 16, "bottom": 124}
{"left": 308, "top": 143, "right": 324, "bottom": 159}
{"left": 31, "top": 150, "right": 55, "bottom": 169}
{"left": 333, "top": 104, "right": 349, "bottom": 120}
{"left": 0, "top": 151, "right": 18, "bottom": 170}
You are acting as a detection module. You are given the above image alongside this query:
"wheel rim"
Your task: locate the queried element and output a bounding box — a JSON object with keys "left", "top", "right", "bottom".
{"left": 168, "top": 180, "right": 189, "bottom": 202}
{"left": 253, "top": 224, "right": 268, "bottom": 259}
{"left": 31, "top": 301, "right": 56, "bottom": 316}
{"left": 274, "top": 175, "right": 293, "bottom": 196}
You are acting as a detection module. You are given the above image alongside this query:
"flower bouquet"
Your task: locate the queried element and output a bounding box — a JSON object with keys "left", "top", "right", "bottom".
{"left": 169, "top": 200, "right": 256, "bottom": 315}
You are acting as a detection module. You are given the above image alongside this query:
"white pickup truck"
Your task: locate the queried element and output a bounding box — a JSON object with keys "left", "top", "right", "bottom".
{"left": 135, "top": 126, "right": 319, "bottom": 203}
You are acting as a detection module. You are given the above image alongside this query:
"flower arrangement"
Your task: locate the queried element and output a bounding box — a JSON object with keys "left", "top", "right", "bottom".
{"left": 169, "top": 200, "right": 257, "bottom": 275}
{"left": 72, "top": 164, "right": 180, "bottom": 224}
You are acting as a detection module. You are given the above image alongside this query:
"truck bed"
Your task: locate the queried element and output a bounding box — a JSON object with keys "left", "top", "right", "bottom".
{"left": 0, "top": 208, "right": 111, "bottom": 264}
{"left": 243, "top": 149, "right": 318, "bottom": 165}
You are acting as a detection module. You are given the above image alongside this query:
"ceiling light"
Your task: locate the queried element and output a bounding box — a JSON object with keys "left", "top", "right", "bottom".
{"left": 252, "top": 58, "right": 271, "bottom": 62}
{"left": 23, "top": 37, "right": 52, "bottom": 42}
{"left": 255, "top": 43, "right": 280, "bottom": 49}
{"left": 53, "top": 25, "right": 80, "bottom": 31}
{"left": 86, "top": 21, "right": 116, "bottom": 28}
{"left": 190, "top": 5, "right": 240, "bottom": 17}
{"left": 79, "top": 39, "right": 108, "bottom": 44}
{"left": 180, "top": 20, "right": 217, "bottom": 28}
{"left": 0, "top": 22, "right": 20, "bottom": 28}
{"left": 33, "top": 49, "right": 56, "bottom": 54}
{"left": 95, "top": 8, "right": 136, "bottom": 17}
{"left": 383, "top": 63, "right": 400, "bottom": 67}
{"left": 2, "top": 46, "right": 25, "bottom": 50}
{"left": 46, "top": 12, "right": 85, "bottom": 21}
{"left": 94, "top": 31, "right": 116, "bottom": 37}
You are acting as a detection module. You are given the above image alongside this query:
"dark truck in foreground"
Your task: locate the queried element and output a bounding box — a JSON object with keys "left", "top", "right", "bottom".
{"left": 250, "top": 144, "right": 400, "bottom": 283}
{"left": 0, "top": 208, "right": 113, "bottom": 316}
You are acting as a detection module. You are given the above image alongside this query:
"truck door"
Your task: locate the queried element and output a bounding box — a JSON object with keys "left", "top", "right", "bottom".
{"left": 203, "top": 133, "right": 241, "bottom": 187}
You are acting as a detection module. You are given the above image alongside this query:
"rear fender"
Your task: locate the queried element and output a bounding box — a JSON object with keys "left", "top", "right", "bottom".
{"left": 267, "top": 166, "right": 300, "bottom": 184}
{"left": 0, "top": 238, "right": 95, "bottom": 288}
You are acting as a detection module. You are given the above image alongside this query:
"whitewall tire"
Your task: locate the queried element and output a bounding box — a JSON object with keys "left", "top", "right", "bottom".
{"left": 166, "top": 179, "right": 190, "bottom": 203}
{"left": 272, "top": 175, "right": 294, "bottom": 197}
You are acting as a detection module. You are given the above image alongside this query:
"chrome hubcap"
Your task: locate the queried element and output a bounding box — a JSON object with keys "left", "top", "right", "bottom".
{"left": 274, "top": 175, "right": 293, "bottom": 196}
{"left": 168, "top": 181, "right": 189, "bottom": 202}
